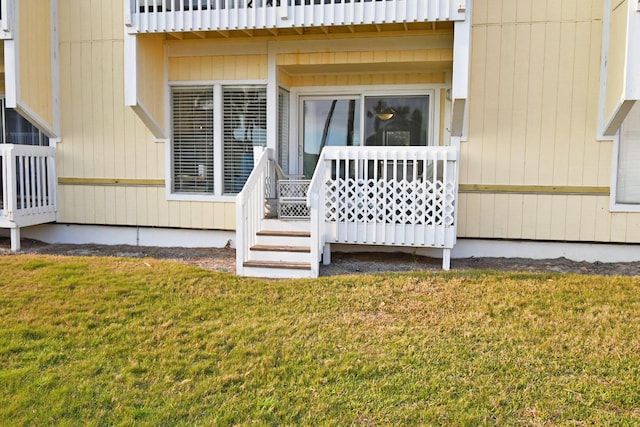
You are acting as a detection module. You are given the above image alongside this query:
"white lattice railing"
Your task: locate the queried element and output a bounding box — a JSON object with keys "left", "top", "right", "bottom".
{"left": 236, "top": 147, "right": 271, "bottom": 275}
{"left": 126, "top": 0, "right": 466, "bottom": 33}
{"left": 0, "top": 144, "right": 57, "bottom": 250}
{"left": 308, "top": 145, "right": 458, "bottom": 269}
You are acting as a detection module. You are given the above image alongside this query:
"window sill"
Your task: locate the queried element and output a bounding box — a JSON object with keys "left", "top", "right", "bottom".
{"left": 610, "top": 202, "right": 640, "bottom": 213}
{"left": 167, "top": 193, "right": 238, "bottom": 203}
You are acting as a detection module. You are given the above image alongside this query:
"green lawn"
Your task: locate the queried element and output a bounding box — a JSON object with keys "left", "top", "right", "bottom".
{"left": 1, "top": 255, "right": 639, "bottom": 425}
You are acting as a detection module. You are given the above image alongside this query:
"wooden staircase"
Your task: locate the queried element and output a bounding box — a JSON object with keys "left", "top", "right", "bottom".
{"left": 241, "top": 219, "right": 315, "bottom": 279}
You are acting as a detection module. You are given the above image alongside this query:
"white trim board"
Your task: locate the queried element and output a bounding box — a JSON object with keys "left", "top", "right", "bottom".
{"left": 331, "top": 239, "right": 640, "bottom": 264}
{"left": 3, "top": 224, "right": 236, "bottom": 249}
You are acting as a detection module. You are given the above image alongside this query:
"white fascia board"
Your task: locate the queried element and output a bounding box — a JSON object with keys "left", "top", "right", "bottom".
{"left": 600, "top": 0, "right": 640, "bottom": 138}
{"left": 450, "top": 1, "right": 472, "bottom": 138}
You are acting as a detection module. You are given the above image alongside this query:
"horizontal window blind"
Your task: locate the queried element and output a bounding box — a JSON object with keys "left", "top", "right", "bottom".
{"left": 278, "top": 87, "right": 290, "bottom": 175}
{"left": 223, "top": 86, "right": 267, "bottom": 194}
{"left": 617, "top": 102, "right": 640, "bottom": 204}
{"left": 171, "top": 86, "right": 215, "bottom": 194}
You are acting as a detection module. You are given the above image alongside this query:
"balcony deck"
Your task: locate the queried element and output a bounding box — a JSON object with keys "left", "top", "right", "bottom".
{"left": 126, "top": 0, "right": 467, "bottom": 34}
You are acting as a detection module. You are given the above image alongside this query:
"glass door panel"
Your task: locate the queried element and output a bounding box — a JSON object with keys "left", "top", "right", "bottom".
{"left": 364, "top": 95, "right": 429, "bottom": 146}
{"left": 301, "top": 98, "right": 360, "bottom": 178}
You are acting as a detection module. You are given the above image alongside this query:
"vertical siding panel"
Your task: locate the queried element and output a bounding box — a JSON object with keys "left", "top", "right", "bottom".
{"left": 59, "top": 43, "right": 72, "bottom": 177}
{"left": 545, "top": 0, "right": 561, "bottom": 23}
{"left": 521, "top": 195, "right": 537, "bottom": 239}
{"left": 626, "top": 217, "right": 640, "bottom": 243}
{"left": 563, "top": 195, "right": 581, "bottom": 240}
{"left": 457, "top": 194, "right": 468, "bottom": 236}
{"left": 202, "top": 202, "right": 215, "bottom": 229}
{"left": 560, "top": 0, "right": 577, "bottom": 22}
{"left": 549, "top": 196, "right": 568, "bottom": 238}
{"left": 125, "top": 188, "right": 138, "bottom": 225}
{"left": 224, "top": 203, "right": 236, "bottom": 230}
{"left": 136, "top": 187, "right": 148, "bottom": 225}
{"left": 81, "top": 43, "right": 94, "bottom": 178}
{"left": 594, "top": 197, "right": 612, "bottom": 242}
{"left": 579, "top": 196, "right": 597, "bottom": 241}
{"left": 567, "top": 22, "right": 590, "bottom": 186}
{"left": 94, "top": 187, "right": 107, "bottom": 224}
{"left": 516, "top": 0, "right": 532, "bottom": 22}
{"left": 537, "top": 22, "right": 560, "bottom": 185}
{"left": 495, "top": 24, "right": 516, "bottom": 184}
{"left": 103, "top": 42, "right": 116, "bottom": 178}
{"left": 523, "top": 23, "right": 544, "bottom": 185}
{"left": 552, "top": 22, "right": 576, "bottom": 186}
{"left": 580, "top": 21, "right": 602, "bottom": 187}
{"left": 535, "top": 196, "right": 553, "bottom": 240}
{"left": 464, "top": 26, "right": 486, "bottom": 185}
{"left": 212, "top": 202, "right": 226, "bottom": 229}
{"left": 610, "top": 213, "right": 628, "bottom": 242}
{"left": 92, "top": 42, "right": 105, "bottom": 178}
{"left": 464, "top": 193, "right": 482, "bottom": 237}
{"left": 486, "top": 0, "right": 502, "bottom": 24}
{"left": 492, "top": 194, "right": 509, "bottom": 238}
{"left": 114, "top": 188, "right": 128, "bottom": 224}
{"left": 510, "top": 24, "right": 530, "bottom": 185}
{"left": 479, "top": 195, "right": 496, "bottom": 237}
{"left": 531, "top": 0, "right": 547, "bottom": 22}
{"left": 104, "top": 187, "right": 117, "bottom": 225}
{"left": 506, "top": 194, "right": 523, "bottom": 238}
{"left": 156, "top": 189, "right": 169, "bottom": 227}
{"left": 113, "top": 41, "right": 128, "bottom": 180}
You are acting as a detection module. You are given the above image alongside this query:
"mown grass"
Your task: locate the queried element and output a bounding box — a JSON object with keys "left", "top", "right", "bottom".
{"left": 1, "top": 255, "right": 639, "bottom": 425}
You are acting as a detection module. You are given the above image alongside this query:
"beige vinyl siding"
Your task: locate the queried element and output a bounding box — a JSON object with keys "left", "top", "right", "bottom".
{"left": 287, "top": 73, "right": 447, "bottom": 87}
{"left": 57, "top": 0, "right": 235, "bottom": 230}
{"left": 168, "top": 55, "right": 268, "bottom": 81}
{"left": 18, "top": 0, "right": 53, "bottom": 127}
{"left": 137, "top": 34, "right": 166, "bottom": 132}
{"left": 460, "top": 0, "right": 640, "bottom": 243}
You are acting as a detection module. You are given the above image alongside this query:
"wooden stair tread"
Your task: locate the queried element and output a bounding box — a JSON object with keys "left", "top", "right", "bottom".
{"left": 243, "top": 260, "right": 311, "bottom": 270}
{"left": 250, "top": 245, "right": 311, "bottom": 253}
{"left": 256, "top": 230, "right": 311, "bottom": 238}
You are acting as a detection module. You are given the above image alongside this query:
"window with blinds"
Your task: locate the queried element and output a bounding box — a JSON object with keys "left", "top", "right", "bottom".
{"left": 278, "top": 87, "right": 290, "bottom": 175}
{"left": 616, "top": 102, "right": 640, "bottom": 205}
{"left": 223, "top": 86, "right": 267, "bottom": 194}
{"left": 171, "top": 86, "right": 215, "bottom": 194}
{"left": 0, "top": 98, "right": 49, "bottom": 146}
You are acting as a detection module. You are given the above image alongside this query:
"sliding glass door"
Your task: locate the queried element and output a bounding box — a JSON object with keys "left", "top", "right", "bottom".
{"left": 300, "top": 97, "right": 360, "bottom": 178}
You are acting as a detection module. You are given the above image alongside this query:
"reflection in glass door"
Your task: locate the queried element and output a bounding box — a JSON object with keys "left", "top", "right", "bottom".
{"left": 301, "top": 97, "right": 360, "bottom": 178}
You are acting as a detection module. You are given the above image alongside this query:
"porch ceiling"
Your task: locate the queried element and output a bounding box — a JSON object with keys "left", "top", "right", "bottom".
{"left": 280, "top": 60, "right": 452, "bottom": 75}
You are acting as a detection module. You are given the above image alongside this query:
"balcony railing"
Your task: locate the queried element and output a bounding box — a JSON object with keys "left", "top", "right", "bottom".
{"left": 0, "top": 144, "right": 57, "bottom": 251}
{"left": 308, "top": 146, "right": 458, "bottom": 260}
{"left": 126, "top": 0, "right": 467, "bottom": 33}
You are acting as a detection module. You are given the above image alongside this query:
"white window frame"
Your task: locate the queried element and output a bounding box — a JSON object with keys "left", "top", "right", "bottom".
{"left": 166, "top": 80, "right": 267, "bottom": 202}
{"left": 610, "top": 106, "right": 640, "bottom": 212}
{"left": 290, "top": 84, "right": 443, "bottom": 176}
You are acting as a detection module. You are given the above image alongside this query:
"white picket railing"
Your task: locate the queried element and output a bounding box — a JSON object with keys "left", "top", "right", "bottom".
{"left": 126, "top": 0, "right": 466, "bottom": 33}
{"left": 307, "top": 145, "right": 458, "bottom": 269}
{"left": 0, "top": 144, "right": 57, "bottom": 250}
{"left": 235, "top": 147, "right": 271, "bottom": 276}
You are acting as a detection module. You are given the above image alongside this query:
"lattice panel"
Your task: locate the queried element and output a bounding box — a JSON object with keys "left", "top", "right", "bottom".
{"left": 279, "top": 180, "right": 310, "bottom": 198}
{"left": 279, "top": 201, "right": 310, "bottom": 219}
{"left": 324, "top": 177, "right": 455, "bottom": 226}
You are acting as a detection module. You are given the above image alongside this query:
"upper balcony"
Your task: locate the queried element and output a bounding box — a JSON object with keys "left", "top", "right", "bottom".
{"left": 126, "top": 0, "right": 467, "bottom": 35}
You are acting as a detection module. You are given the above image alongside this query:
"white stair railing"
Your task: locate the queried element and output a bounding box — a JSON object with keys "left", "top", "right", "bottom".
{"left": 306, "top": 148, "right": 329, "bottom": 277}
{"left": 235, "top": 147, "right": 272, "bottom": 275}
